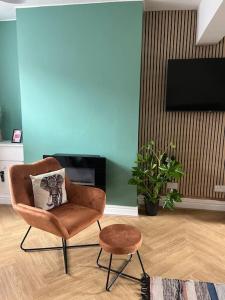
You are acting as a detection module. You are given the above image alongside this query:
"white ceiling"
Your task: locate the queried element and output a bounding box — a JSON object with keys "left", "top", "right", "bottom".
{"left": 0, "top": 0, "right": 202, "bottom": 21}
{"left": 145, "top": 0, "right": 201, "bottom": 11}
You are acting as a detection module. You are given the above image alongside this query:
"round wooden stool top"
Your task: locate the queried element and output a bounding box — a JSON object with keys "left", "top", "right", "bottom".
{"left": 99, "top": 224, "right": 142, "bottom": 255}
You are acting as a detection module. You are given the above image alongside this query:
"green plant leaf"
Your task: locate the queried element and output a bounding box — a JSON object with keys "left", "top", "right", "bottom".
{"left": 128, "top": 140, "right": 184, "bottom": 211}
{"left": 163, "top": 189, "right": 182, "bottom": 210}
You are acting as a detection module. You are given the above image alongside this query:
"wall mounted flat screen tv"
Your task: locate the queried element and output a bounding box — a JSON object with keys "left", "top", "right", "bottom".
{"left": 166, "top": 58, "right": 225, "bottom": 111}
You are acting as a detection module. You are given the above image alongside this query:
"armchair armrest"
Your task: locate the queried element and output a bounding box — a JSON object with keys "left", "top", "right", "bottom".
{"left": 15, "top": 203, "right": 69, "bottom": 239}
{"left": 67, "top": 183, "right": 106, "bottom": 215}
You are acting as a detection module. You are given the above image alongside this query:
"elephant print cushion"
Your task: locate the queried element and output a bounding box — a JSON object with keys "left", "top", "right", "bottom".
{"left": 30, "top": 168, "right": 67, "bottom": 210}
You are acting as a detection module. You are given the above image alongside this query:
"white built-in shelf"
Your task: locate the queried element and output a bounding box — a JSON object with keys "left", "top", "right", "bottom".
{"left": 0, "top": 140, "right": 24, "bottom": 205}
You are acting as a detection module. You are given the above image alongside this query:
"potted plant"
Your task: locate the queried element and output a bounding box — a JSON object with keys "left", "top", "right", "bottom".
{"left": 128, "top": 140, "right": 184, "bottom": 216}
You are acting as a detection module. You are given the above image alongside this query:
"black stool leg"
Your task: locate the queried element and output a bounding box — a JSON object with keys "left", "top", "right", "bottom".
{"left": 62, "top": 238, "right": 68, "bottom": 274}
{"left": 106, "top": 254, "right": 113, "bottom": 291}
{"left": 97, "top": 250, "right": 139, "bottom": 291}
{"left": 137, "top": 251, "right": 150, "bottom": 298}
{"left": 97, "top": 249, "right": 148, "bottom": 291}
{"left": 137, "top": 251, "right": 147, "bottom": 278}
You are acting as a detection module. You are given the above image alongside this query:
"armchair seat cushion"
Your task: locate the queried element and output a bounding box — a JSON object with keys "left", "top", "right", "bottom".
{"left": 50, "top": 203, "right": 101, "bottom": 238}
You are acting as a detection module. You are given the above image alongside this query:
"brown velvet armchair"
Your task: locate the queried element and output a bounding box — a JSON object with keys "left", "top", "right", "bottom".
{"left": 9, "top": 157, "right": 106, "bottom": 274}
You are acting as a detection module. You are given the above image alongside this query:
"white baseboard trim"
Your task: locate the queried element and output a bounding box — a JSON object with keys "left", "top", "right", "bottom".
{"left": 0, "top": 196, "right": 11, "bottom": 205}
{"left": 104, "top": 205, "right": 138, "bottom": 216}
{"left": 160, "top": 197, "right": 225, "bottom": 211}
{"left": 0, "top": 199, "right": 139, "bottom": 216}
{"left": 2, "top": 196, "right": 225, "bottom": 213}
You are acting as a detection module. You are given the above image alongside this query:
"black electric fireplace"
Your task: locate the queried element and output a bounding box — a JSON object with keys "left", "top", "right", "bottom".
{"left": 43, "top": 154, "right": 106, "bottom": 191}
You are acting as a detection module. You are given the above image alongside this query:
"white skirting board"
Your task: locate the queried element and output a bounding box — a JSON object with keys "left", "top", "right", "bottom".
{"left": 1, "top": 197, "right": 225, "bottom": 214}
{"left": 104, "top": 205, "right": 138, "bottom": 216}
{"left": 159, "top": 198, "right": 225, "bottom": 212}
{"left": 0, "top": 196, "right": 11, "bottom": 205}
{"left": 103, "top": 199, "right": 225, "bottom": 215}
{"left": 0, "top": 198, "right": 139, "bottom": 216}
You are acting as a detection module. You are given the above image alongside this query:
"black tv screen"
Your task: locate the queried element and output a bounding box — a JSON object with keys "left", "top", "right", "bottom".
{"left": 166, "top": 58, "right": 225, "bottom": 111}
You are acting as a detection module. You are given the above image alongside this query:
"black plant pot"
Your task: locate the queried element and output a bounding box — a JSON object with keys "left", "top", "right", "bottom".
{"left": 145, "top": 198, "right": 159, "bottom": 216}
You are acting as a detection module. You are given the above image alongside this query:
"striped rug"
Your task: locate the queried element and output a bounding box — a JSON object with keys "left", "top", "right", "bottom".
{"left": 141, "top": 276, "right": 225, "bottom": 300}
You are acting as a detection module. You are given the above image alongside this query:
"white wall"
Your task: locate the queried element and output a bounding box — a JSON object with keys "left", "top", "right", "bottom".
{"left": 197, "top": 0, "right": 225, "bottom": 44}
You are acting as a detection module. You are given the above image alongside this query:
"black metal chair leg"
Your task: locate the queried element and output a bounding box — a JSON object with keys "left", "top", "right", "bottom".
{"left": 20, "top": 226, "right": 62, "bottom": 252}
{"left": 20, "top": 220, "right": 101, "bottom": 252}
{"left": 20, "top": 220, "right": 102, "bottom": 274}
{"left": 106, "top": 254, "right": 112, "bottom": 291}
{"left": 20, "top": 225, "right": 32, "bottom": 251}
{"left": 97, "top": 220, "right": 102, "bottom": 231}
{"left": 62, "top": 239, "right": 68, "bottom": 274}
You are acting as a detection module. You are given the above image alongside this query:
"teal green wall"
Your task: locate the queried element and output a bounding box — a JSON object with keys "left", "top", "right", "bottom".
{"left": 17, "top": 2, "right": 142, "bottom": 206}
{"left": 0, "top": 21, "right": 22, "bottom": 140}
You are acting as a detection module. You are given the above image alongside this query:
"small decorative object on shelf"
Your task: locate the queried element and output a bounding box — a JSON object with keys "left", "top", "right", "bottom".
{"left": 128, "top": 140, "right": 184, "bottom": 216}
{"left": 11, "top": 129, "right": 22, "bottom": 143}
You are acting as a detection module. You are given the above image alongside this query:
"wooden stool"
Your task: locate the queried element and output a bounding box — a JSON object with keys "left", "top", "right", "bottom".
{"left": 97, "top": 224, "right": 147, "bottom": 291}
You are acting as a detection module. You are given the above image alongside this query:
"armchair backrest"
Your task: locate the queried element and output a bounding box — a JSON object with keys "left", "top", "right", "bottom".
{"left": 9, "top": 157, "right": 70, "bottom": 207}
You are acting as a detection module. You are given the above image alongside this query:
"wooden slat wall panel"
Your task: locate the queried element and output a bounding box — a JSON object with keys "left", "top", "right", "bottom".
{"left": 140, "top": 11, "right": 225, "bottom": 200}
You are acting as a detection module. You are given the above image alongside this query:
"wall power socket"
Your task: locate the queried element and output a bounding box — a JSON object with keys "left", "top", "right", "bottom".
{"left": 137, "top": 195, "right": 145, "bottom": 205}
{"left": 167, "top": 182, "right": 178, "bottom": 190}
{"left": 214, "top": 185, "right": 225, "bottom": 192}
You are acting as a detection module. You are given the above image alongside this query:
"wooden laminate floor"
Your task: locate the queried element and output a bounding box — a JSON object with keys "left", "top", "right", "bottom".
{"left": 1, "top": 205, "right": 225, "bottom": 300}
